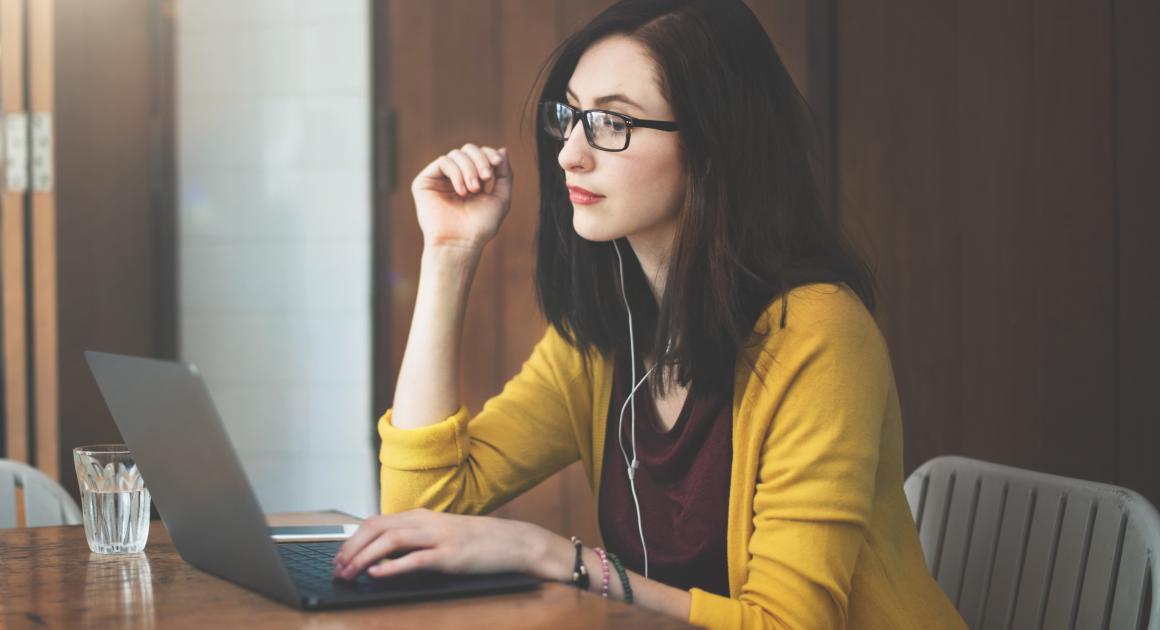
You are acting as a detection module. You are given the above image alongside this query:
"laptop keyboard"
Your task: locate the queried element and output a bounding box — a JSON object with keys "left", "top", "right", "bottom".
{"left": 276, "top": 542, "right": 453, "bottom": 595}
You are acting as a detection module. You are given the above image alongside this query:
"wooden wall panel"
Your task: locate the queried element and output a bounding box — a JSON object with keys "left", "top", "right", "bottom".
{"left": 1026, "top": 2, "right": 1116, "bottom": 483}
{"left": 1, "top": 0, "right": 29, "bottom": 465}
{"left": 29, "top": 0, "right": 60, "bottom": 480}
{"left": 53, "top": 0, "right": 171, "bottom": 497}
{"left": 836, "top": 1, "right": 1121, "bottom": 489}
{"left": 836, "top": 0, "right": 966, "bottom": 470}
{"left": 376, "top": 0, "right": 431, "bottom": 421}
{"left": 1114, "top": 0, "right": 1160, "bottom": 505}
{"left": 953, "top": 1, "right": 1037, "bottom": 472}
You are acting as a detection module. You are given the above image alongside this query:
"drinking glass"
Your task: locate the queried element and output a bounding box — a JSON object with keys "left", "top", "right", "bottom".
{"left": 72, "top": 444, "right": 151, "bottom": 554}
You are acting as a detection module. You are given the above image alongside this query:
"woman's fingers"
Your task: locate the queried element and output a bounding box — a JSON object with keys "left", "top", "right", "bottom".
{"left": 415, "top": 154, "right": 471, "bottom": 197}
{"left": 336, "top": 527, "right": 433, "bottom": 579}
{"left": 460, "top": 144, "right": 493, "bottom": 181}
{"left": 445, "top": 150, "right": 481, "bottom": 193}
{"left": 413, "top": 144, "right": 509, "bottom": 198}
{"left": 418, "top": 155, "right": 465, "bottom": 196}
{"left": 335, "top": 509, "right": 428, "bottom": 565}
{"left": 480, "top": 146, "right": 503, "bottom": 167}
{"left": 461, "top": 144, "right": 499, "bottom": 194}
{"left": 367, "top": 548, "right": 445, "bottom": 578}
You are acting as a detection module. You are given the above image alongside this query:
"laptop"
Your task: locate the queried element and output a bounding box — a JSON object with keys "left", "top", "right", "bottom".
{"left": 84, "top": 350, "right": 541, "bottom": 609}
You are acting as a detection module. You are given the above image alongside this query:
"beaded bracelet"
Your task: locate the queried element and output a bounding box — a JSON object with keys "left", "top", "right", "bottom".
{"left": 569, "top": 536, "right": 590, "bottom": 590}
{"left": 606, "top": 551, "right": 634, "bottom": 604}
{"left": 592, "top": 547, "right": 611, "bottom": 598}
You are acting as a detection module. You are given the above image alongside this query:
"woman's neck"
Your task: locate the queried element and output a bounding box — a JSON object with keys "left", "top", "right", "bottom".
{"left": 625, "top": 226, "right": 675, "bottom": 304}
{"left": 625, "top": 229, "right": 679, "bottom": 382}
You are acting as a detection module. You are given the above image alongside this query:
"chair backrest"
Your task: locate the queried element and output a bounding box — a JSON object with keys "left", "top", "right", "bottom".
{"left": 906, "top": 456, "right": 1160, "bottom": 630}
{"left": 0, "top": 459, "right": 83, "bottom": 528}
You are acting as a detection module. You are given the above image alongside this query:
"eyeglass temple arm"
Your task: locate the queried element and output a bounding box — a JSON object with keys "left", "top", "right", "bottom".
{"left": 625, "top": 117, "right": 679, "bottom": 132}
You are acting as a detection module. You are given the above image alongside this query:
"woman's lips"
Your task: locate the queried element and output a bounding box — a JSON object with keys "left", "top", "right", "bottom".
{"left": 567, "top": 185, "right": 604, "bottom": 205}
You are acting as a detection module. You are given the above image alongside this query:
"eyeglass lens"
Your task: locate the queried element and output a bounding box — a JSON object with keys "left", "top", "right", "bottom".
{"left": 541, "top": 102, "right": 628, "bottom": 151}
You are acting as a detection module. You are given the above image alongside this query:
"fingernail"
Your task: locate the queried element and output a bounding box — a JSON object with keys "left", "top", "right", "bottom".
{"left": 482, "top": 168, "right": 491, "bottom": 177}
{"left": 471, "top": 179, "right": 479, "bottom": 188}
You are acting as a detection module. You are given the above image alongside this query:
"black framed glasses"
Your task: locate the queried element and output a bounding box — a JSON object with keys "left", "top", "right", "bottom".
{"left": 539, "top": 100, "right": 679, "bottom": 152}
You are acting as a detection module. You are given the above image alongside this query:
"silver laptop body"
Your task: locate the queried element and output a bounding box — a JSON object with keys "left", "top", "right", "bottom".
{"left": 84, "top": 350, "right": 539, "bottom": 609}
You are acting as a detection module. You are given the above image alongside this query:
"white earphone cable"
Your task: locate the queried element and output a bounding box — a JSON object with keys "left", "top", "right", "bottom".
{"left": 612, "top": 239, "right": 651, "bottom": 578}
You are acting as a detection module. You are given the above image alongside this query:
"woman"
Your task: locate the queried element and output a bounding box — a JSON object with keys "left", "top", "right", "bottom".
{"left": 334, "top": 1, "right": 966, "bottom": 627}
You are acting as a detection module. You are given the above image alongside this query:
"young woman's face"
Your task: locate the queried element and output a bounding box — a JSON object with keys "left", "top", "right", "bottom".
{"left": 559, "top": 35, "right": 686, "bottom": 251}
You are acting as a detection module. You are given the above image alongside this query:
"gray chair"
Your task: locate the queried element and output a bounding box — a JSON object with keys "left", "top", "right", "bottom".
{"left": 0, "top": 459, "right": 83, "bottom": 528}
{"left": 905, "top": 456, "right": 1160, "bottom": 630}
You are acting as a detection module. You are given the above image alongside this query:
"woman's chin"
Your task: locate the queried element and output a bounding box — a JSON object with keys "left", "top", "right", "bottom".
{"left": 571, "top": 212, "right": 622, "bottom": 243}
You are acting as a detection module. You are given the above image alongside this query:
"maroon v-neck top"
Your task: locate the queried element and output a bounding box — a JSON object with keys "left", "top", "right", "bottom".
{"left": 597, "top": 351, "right": 733, "bottom": 597}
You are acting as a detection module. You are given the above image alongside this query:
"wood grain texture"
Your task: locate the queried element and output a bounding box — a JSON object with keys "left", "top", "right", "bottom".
{"left": 0, "top": 514, "right": 693, "bottom": 628}
{"left": 1, "top": 0, "right": 29, "bottom": 464}
{"left": 29, "top": 0, "right": 60, "bottom": 480}
{"left": 835, "top": 0, "right": 1119, "bottom": 488}
{"left": 1113, "top": 0, "right": 1160, "bottom": 518}
{"left": 52, "top": 0, "right": 168, "bottom": 498}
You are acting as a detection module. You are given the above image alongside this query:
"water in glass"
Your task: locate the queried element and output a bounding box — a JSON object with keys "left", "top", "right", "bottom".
{"left": 80, "top": 487, "right": 151, "bottom": 553}
{"left": 73, "top": 445, "right": 151, "bottom": 554}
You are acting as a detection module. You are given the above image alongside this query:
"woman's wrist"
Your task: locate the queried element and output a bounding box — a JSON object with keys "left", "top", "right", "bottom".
{"left": 522, "top": 526, "right": 615, "bottom": 597}
{"left": 422, "top": 241, "right": 486, "bottom": 267}
{"left": 522, "top": 525, "right": 576, "bottom": 582}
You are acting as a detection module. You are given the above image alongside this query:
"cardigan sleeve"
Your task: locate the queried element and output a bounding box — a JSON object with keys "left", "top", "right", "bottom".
{"left": 689, "top": 288, "right": 892, "bottom": 629}
{"left": 378, "top": 326, "right": 588, "bottom": 515}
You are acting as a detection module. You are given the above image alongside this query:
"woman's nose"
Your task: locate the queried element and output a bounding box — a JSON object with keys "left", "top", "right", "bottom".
{"left": 557, "top": 121, "right": 594, "bottom": 172}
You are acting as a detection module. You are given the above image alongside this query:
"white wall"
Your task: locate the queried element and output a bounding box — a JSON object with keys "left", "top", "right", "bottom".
{"left": 176, "top": 0, "right": 375, "bottom": 516}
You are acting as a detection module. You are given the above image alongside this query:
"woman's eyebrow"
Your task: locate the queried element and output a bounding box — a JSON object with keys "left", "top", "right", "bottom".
{"left": 566, "top": 86, "right": 644, "bottom": 111}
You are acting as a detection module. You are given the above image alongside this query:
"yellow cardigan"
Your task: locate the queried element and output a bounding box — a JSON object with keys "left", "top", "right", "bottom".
{"left": 378, "top": 283, "right": 966, "bottom": 629}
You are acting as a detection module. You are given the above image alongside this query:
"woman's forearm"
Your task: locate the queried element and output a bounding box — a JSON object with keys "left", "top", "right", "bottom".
{"left": 524, "top": 525, "right": 692, "bottom": 621}
{"left": 390, "top": 245, "right": 482, "bottom": 430}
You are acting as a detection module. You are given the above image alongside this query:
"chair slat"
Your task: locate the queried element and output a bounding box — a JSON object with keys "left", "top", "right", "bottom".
{"left": 1108, "top": 519, "right": 1149, "bottom": 630}
{"left": 937, "top": 471, "right": 981, "bottom": 604}
{"left": 1042, "top": 493, "right": 1097, "bottom": 629}
{"left": 1074, "top": 499, "right": 1127, "bottom": 630}
{"left": 1010, "top": 488, "right": 1067, "bottom": 630}
{"left": 0, "top": 469, "right": 18, "bottom": 528}
{"left": 919, "top": 467, "right": 956, "bottom": 575}
{"left": 909, "top": 457, "right": 1160, "bottom": 630}
{"left": 982, "top": 481, "right": 1038, "bottom": 630}
{"left": 24, "top": 475, "right": 66, "bottom": 527}
{"left": 1, "top": 459, "right": 82, "bottom": 528}
{"left": 957, "top": 477, "right": 1009, "bottom": 629}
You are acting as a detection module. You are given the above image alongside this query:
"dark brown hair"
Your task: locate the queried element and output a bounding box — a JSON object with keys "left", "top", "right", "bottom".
{"left": 533, "top": 0, "right": 875, "bottom": 396}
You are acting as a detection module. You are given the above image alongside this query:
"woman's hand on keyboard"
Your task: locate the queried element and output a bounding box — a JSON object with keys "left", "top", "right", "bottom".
{"left": 332, "top": 508, "right": 546, "bottom": 580}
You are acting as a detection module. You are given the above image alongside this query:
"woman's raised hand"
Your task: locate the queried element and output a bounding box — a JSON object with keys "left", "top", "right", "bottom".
{"left": 411, "top": 143, "right": 513, "bottom": 252}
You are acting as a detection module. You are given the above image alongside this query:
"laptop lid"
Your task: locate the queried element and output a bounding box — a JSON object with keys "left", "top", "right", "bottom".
{"left": 84, "top": 351, "right": 301, "bottom": 607}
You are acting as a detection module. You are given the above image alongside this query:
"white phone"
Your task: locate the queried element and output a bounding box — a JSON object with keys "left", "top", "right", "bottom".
{"left": 269, "top": 524, "right": 360, "bottom": 542}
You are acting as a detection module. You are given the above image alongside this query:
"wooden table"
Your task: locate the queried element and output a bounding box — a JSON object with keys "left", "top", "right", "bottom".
{"left": 0, "top": 511, "right": 693, "bottom": 628}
